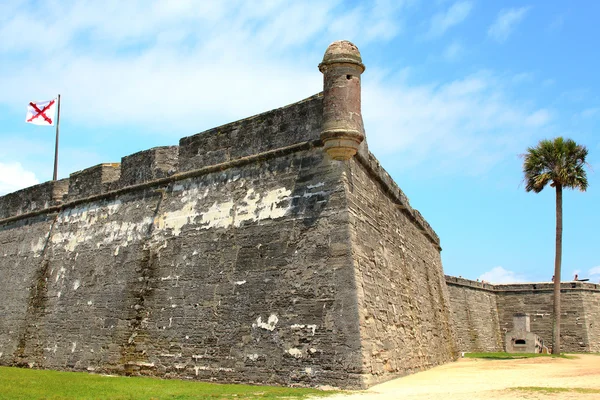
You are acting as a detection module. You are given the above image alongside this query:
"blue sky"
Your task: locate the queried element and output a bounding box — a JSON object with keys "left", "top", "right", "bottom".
{"left": 0, "top": 0, "right": 598, "bottom": 284}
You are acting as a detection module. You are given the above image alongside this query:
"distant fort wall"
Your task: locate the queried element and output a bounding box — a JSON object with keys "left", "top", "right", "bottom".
{"left": 446, "top": 276, "right": 600, "bottom": 353}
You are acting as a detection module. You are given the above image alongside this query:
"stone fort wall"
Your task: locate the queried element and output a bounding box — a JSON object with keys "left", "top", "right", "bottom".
{"left": 446, "top": 276, "right": 600, "bottom": 353}
{"left": 0, "top": 90, "right": 456, "bottom": 387}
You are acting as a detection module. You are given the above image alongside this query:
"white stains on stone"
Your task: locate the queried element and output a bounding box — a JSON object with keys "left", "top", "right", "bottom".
{"left": 286, "top": 348, "right": 303, "bottom": 358}
{"left": 234, "top": 280, "right": 246, "bottom": 285}
{"left": 307, "top": 182, "right": 325, "bottom": 189}
{"left": 155, "top": 199, "right": 199, "bottom": 236}
{"left": 193, "top": 366, "right": 234, "bottom": 373}
{"left": 201, "top": 201, "right": 235, "bottom": 229}
{"left": 256, "top": 188, "right": 291, "bottom": 221}
{"left": 246, "top": 353, "right": 259, "bottom": 361}
{"left": 305, "top": 367, "right": 313, "bottom": 374}
{"left": 55, "top": 267, "right": 66, "bottom": 283}
{"left": 46, "top": 183, "right": 295, "bottom": 254}
{"left": 161, "top": 275, "right": 180, "bottom": 284}
{"left": 31, "top": 237, "right": 46, "bottom": 258}
{"left": 234, "top": 187, "right": 292, "bottom": 227}
{"left": 51, "top": 200, "right": 153, "bottom": 252}
{"left": 290, "top": 324, "right": 317, "bottom": 335}
{"left": 302, "top": 190, "right": 327, "bottom": 198}
{"left": 252, "top": 314, "right": 279, "bottom": 331}
{"left": 87, "top": 300, "right": 93, "bottom": 305}
{"left": 43, "top": 344, "right": 58, "bottom": 354}
{"left": 71, "top": 342, "right": 77, "bottom": 353}
{"left": 134, "top": 362, "right": 155, "bottom": 368}
{"left": 234, "top": 189, "right": 260, "bottom": 226}
{"left": 73, "top": 280, "right": 81, "bottom": 291}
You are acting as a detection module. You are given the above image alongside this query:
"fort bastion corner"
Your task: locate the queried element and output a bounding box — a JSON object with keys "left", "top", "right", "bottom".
{"left": 0, "top": 40, "right": 598, "bottom": 389}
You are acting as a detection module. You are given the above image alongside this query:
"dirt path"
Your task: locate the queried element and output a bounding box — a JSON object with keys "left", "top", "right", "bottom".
{"left": 320, "top": 355, "right": 600, "bottom": 399}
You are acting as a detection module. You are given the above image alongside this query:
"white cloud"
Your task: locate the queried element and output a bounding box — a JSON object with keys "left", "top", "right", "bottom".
{"left": 0, "top": 162, "right": 39, "bottom": 195}
{"left": 580, "top": 108, "right": 600, "bottom": 119}
{"left": 479, "top": 266, "right": 527, "bottom": 284}
{"left": 427, "top": 1, "right": 473, "bottom": 38}
{"left": 525, "top": 109, "right": 551, "bottom": 127}
{"left": 0, "top": 0, "right": 410, "bottom": 134}
{"left": 443, "top": 40, "right": 463, "bottom": 62}
{"left": 362, "top": 70, "right": 553, "bottom": 175}
{"left": 590, "top": 266, "right": 600, "bottom": 278}
{"left": 488, "top": 7, "right": 531, "bottom": 43}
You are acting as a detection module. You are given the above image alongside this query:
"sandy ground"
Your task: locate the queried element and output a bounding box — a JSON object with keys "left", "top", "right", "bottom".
{"left": 319, "top": 355, "right": 600, "bottom": 400}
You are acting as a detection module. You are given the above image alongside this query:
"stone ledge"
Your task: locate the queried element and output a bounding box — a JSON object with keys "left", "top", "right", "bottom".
{"left": 355, "top": 151, "right": 441, "bottom": 249}
{"left": 0, "top": 141, "right": 320, "bottom": 226}
{"left": 445, "top": 275, "right": 600, "bottom": 293}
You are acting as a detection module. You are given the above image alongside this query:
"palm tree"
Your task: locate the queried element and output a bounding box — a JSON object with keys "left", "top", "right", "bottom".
{"left": 522, "top": 137, "right": 588, "bottom": 354}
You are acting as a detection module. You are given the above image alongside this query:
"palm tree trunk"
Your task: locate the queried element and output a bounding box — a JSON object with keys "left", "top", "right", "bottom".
{"left": 552, "top": 184, "right": 563, "bottom": 354}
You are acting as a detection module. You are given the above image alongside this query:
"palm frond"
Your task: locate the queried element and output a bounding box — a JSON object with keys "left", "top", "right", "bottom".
{"left": 522, "top": 137, "right": 589, "bottom": 193}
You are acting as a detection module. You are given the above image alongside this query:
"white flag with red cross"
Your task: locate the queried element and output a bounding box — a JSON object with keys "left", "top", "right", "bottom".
{"left": 25, "top": 98, "right": 57, "bottom": 126}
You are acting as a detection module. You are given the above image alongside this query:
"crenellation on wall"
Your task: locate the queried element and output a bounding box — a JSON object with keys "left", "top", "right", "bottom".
{"left": 118, "top": 146, "right": 179, "bottom": 188}
{"left": 178, "top": 94, "right": 323, "bottom": 173}
{"left": 67, "top": 163, "right": 122, "bottom": 200}
{"left": 0, "top": 179, "right": 69, "bottom": 219}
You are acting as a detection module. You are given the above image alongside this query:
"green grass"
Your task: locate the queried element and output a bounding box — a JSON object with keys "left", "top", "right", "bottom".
{"left": 0, "top": 366, "right": 337, "bottom": 400}
{"left": 510, "top": 386, "right": 600, "bottom": 394}
{"left": 463, "top": 352, "right": 574, "bottom": 360}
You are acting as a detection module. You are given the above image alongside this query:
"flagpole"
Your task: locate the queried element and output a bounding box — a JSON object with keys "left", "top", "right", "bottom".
{"left": 53, "top": 94, "right": 61, "bottom": 181}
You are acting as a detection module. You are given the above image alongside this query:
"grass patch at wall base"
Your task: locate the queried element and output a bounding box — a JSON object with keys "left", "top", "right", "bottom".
{"left": 510, "top": 386, "right": 600, "bottom": 394}
{"left": 463, "top": 352, "right": 573, "bottom": 360}
{"left": 0, "top": 366, "right": 337, "bottom": 399}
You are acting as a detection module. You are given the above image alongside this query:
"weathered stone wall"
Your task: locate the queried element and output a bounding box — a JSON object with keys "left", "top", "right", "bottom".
{"left": 495, "top": 283, "right": 599, "bottom": 352}
{"left": 582, "top": 290, "right": 600, "bottom": 352}
{"left": 445, "top": 277, "right": 503, "bottom": 352}
{"left": 345, "top": 153, "right": 457, "bottom": 386}
{"left": 0, "top": 95, "right": 371, "bottom": 388}
{"left": 446, "top": 277, "right": 600, "bottom": 353}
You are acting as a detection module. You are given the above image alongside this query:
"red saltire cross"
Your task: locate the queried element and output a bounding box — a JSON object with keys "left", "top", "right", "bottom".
{"left": 27, "top": 99, "right": 55, "bottom": 124}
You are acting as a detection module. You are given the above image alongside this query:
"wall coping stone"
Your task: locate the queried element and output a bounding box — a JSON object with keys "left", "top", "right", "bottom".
{"left": 445, "top": 275, "right": 600, "bottom": 293}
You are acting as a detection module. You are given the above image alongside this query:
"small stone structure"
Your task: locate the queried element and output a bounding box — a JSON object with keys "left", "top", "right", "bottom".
{"left": 505, "top": 314, "right": 544, "bottom": 353}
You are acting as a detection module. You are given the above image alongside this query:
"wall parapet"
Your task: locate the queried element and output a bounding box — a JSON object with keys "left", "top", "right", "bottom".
{"left": 0, "top": 94, "right": 323, "bottom": 222}
{"left": 0, "top": 179, "right": 68, "bottom": 220}
{"left": 445, "top": 275, "right": 600, "bottom": 293}
{"left": 0, "top": 141, "right": 319, "bottom": 226}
